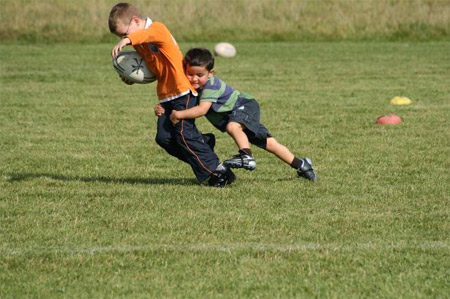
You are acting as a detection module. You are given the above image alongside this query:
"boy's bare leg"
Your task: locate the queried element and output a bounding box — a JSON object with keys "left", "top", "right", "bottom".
{"left": 265, "top": 137, "right": 295, "bottom": 165}
{"left": 224, "top": 122, "right": 256, "bottom": 170}
{"left": 226, "top": 121, "right": 250, "bottom": 150}
{"left": 266, "top": 137, "right": 317, "bottom": 181}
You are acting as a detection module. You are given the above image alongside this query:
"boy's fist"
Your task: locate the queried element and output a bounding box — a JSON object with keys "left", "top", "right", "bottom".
{"left": 170, "top": 111, "right": 180, "bottom": 126}
{"left": 154, "top": 104, "right": 165, "bottom": 117}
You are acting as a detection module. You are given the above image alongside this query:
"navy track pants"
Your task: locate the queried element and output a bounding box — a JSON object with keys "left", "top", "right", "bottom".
{"left": 155, "top": 93, "right": 219, "bottom": 182}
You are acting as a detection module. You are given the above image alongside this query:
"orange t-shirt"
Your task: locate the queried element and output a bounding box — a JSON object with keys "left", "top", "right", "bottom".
{"left": 128, "top": 21, "right": 197, "bottom": 102}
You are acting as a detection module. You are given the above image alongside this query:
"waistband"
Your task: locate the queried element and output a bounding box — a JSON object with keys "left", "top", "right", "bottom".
{"left": 159, "top": 90, "right": 197, "bottom": 104}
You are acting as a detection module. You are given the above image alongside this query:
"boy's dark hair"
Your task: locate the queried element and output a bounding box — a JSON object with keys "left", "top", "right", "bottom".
{"left": 184, "top": 48, "right": 215, "bottom": 71}
{"left": 108, "top": 3, "right": 142, "bottom": 34}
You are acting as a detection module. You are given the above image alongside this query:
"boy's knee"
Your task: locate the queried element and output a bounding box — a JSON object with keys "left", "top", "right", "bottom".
{"left": 155, "top": 134, "right": 171, "bottom": 149}
{"left": 264, "top": 137, "right": 276, "bottom": 151}
{"left": 226, "top": 121, "right": 243, "bottom": 132}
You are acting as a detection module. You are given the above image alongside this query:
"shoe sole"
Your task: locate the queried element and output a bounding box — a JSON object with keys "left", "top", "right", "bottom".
{"left": 299, "top": 170, "right": 317, "bottom": 182}
{"left": 224, "top": 161, "right": 256, "bottom": 171}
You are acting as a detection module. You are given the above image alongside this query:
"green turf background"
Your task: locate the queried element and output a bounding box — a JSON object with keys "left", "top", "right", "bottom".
{"left": 1, "top": 41, "right": 449, "bottom": 297}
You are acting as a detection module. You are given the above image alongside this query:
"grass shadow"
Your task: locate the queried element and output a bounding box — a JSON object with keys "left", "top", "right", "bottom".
{"left": 6, "top": 173, "right": 198, "bottom": 186}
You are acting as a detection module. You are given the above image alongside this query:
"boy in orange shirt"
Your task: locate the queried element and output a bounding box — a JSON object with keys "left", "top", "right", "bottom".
{"left": 109, "top": 3, "right": 235, "bottom": 187}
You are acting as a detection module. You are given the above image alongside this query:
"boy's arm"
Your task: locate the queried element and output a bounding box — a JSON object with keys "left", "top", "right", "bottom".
{"left": 170, "top": 101, "right": 212, "bottom": 125}
{"left": 112, "top": 38, "right": 131, "bottom": 58}
{"left": 111, "top": 38, "right": 136, "bottom": 85}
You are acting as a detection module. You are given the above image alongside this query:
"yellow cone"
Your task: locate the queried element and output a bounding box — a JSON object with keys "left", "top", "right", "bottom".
{"left": 390, "top": 96, "right": 412, "bottom": 105}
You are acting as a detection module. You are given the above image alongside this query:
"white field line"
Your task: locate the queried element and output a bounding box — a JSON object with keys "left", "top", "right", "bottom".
{"left": 2, "top": 241, "right": 449, "bottom": 256}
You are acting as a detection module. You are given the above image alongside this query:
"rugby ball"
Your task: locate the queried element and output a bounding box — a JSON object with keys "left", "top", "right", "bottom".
{"left": 113, "top": 51, "right": 156, "bottom": 84}
{"left": 214, "top": 42, "right": 236, "bottom": 58}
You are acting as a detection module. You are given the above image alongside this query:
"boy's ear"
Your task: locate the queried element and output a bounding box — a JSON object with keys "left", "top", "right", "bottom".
{"left": 208, "top": 69, "right": 215, "bottom": 77}
{"left": 129, "top": 16, "right": 139, "bottom": 25}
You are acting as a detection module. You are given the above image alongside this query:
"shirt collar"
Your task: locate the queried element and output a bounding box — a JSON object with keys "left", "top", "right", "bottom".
{"left": 145, "top": 17, "right": 153, "bottom": 29}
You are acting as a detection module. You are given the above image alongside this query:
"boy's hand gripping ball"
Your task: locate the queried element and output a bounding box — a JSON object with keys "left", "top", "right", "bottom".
{"left": 113, "top": 51, "right": 156, "bottom": 84}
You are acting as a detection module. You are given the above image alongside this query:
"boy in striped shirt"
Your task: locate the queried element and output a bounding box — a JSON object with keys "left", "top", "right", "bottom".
{"left": 157, "top": 48, "right": 316, "bottom": 181}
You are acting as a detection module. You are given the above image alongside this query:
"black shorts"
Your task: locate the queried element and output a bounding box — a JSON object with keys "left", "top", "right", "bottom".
{"left": 229, "top": 99, "right": 272, "bottom": 149}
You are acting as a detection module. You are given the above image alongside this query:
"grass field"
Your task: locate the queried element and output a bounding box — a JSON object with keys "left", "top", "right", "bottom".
{"left": 1, "top": 41, "right": 450, "bottom": 297}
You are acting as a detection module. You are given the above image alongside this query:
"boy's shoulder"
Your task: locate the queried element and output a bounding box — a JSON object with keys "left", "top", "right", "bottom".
{"left": 206, "top": 76, "right": 254, "bottom": 101}
{"left": 147, "top": 20, "right": 169, "bottom": 32}
{"left": 138, "top": 19, "right": 170, "bottom": 35}
{"left": 204, "top": 76, "right": 226, "bottom": 90}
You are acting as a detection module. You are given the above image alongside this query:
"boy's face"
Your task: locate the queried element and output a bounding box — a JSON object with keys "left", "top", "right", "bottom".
{"left": 185, "top": 64, "right": 214, "bottom": 90}
{"left": 114, "top": 17, "right": 144, "bottom": 38}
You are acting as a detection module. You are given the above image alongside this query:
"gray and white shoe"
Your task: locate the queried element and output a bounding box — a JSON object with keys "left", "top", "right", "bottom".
{"left": 208, "top": 163, "right": 236, "bottom": 187}
{"left": 297, "top": 158, "right": 317, "bottom": 182}
{"left": 224, "top": 151, "right": 256, "bottom": 171}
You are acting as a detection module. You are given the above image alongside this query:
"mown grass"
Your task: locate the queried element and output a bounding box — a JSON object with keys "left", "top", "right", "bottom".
{"left": 1, "top": 0, "right": 450, "bottom": 42}
{"left": 1, "top": 41, "right": 450, "bottom": 297}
